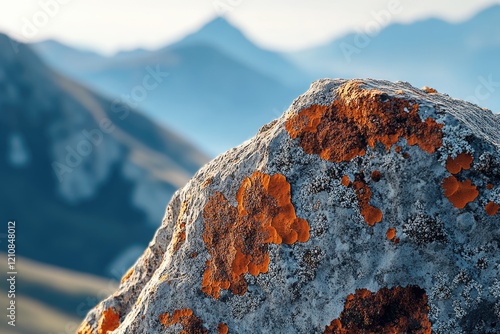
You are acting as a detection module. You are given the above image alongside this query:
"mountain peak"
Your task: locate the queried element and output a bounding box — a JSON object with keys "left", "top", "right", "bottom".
{"left": 181, "top": 16, "right": 246, "bottom": 44}
{"left": 78, "top": 79, "right": 500, "bottom": 333}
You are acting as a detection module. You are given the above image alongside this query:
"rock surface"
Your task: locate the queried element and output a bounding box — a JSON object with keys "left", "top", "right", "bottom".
{"left": 78, "top": 79, "right": 500, "bottom": 333}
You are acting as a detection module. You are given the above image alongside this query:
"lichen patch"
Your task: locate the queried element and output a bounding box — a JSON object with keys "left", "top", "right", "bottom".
{"left": 422, "top": 86, "right": 438, "bottom": 94}
{"left": 446, "top": 153, "right": 473, "bottom": 174}
{"left": 172, "top": 199, "right": 191, "bottom": 253}
{"left": 77, "top": 322, "right": 93, "bottom": 334}
{"left": 348, "top": 174, "right": 383, "bottom": 226}
{"left": 285, "top": 81, "right": 443, "bottom": 163}
{"left": 217, "top": 323, "right": 229, "bottom": 334}
{"left": 341, "top": 175, "right": 351, "bottom": 187}
{"left": 386, "top": 228, "right": 396, "bottom": 241}
{"left": 202, "top": 171, "right": 310, "bottom": 299}
{"left": 324, "top": 286, "right": 431, "bottom": 334}
{"left": 485, "top": 202, "right": 500, "bottom": 216}
{"left": 442, "top": 176, "right": 479, "bottom": 209}
{"left": 121, "top": 267, "right": 134, "bottom": 284}
{"left": 97, "top": 308, "right": 120, "bottom": 334}
{"left": 159, "top": 308, "right": 207, "bottom": 334}
{"left": 371, "top": 170, "right": 382, "bottom": 182}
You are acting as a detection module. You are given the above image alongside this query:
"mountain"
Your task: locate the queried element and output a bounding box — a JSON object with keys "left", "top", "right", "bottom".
{"left": 30, "top": 39, "right": 110, "bottom": 76}
{"left": 169, "top": 17, "right": 311, "bottom": 89}
{"left": 0, "top": 34, "right": 208, "bottom": 278}
{"left": 78, "top": 79, "right": 499, "bottom": 333}
{"left": 288, "top": 5, "right": 500, "bottom": 113}
{"left": 0, "top": 253, "right": 117, "bottom": 334}
{"left": 75, "top": 43, "right": 301, "bottom": 155}
{"left": 31, "top": 18, "right": 310, "bottom": 155}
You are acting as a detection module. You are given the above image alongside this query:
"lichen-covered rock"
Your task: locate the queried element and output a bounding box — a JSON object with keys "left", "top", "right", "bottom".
{"left": 78, "top": 79, "right": 500, "bottom": 334}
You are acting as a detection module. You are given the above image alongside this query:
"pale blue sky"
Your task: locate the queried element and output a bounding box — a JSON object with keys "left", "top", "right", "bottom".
{"left": 1, "top": 0, "right": 499, "bottom": 54}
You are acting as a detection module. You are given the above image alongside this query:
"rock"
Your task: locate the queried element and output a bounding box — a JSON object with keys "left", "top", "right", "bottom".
{"left": 78, "top": 79, "right": 500, "bottom": 333}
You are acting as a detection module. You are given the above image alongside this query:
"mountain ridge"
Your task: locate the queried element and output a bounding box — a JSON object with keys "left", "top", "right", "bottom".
{"left": 0, "top": 33, "right": 208, "bottom": 277}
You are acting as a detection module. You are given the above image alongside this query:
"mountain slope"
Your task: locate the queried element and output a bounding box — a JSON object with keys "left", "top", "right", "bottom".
{"left": 31, "top": 39, "right": 110, "bottom": 76}
{"left": 0, "top": 34, "right": 208, "bottom": 277}
{"left": 288, "top": 5, "right": 500, "bottom": 112}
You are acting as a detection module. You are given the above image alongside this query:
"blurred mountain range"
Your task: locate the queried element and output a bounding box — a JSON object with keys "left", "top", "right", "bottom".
{"left": 288, "top": 4, "right": 500, "bottom": 113}
{"left": 32, "top": 18, "right": 310, "bottom": 155}
{"left": 0, "top": 253, "right": 116, "bottom": 334}
{"left": 0, "top": 33, "right": 208, "bottom": 278}
{"left": 32, "top": 6, "right": 499, "bottom": 157}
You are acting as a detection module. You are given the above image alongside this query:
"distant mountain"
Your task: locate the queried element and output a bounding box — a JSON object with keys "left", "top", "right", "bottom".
{"left": 0, "top": 253, "right": 116, "bottom": 334}
{"left": 32, "top": 18, "right": 309, "bottom": 155}
{"left": 31, "top": 39, "right": 110, "bottom": 76}
{"left": 0, "top": 34, "right": 208, "bottom": 277}
{"left": 169, "top": 17, "right": 311, "bottom": 89}
{"left": 288, "top": 5, "right": 500, "bottom": 113}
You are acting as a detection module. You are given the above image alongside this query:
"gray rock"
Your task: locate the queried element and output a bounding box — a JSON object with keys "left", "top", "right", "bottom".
{"left": 78, "top": 79, "right": 499, "bottom": 334}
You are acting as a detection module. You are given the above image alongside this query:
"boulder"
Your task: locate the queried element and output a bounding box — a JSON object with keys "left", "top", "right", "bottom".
{"left": 79, "top": 79, "right": 500, "bottom": 333}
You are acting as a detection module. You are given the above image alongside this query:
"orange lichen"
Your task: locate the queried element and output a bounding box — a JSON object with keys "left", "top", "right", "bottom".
{"left": 202, "top": 171, "right": 310, "bottom": 299}
{"left": 341, "top": 175, "right": 351, "bottom": 187}
{"left": 386, "top": 228, "right": 396, "bottom": 241}
{"left": 97, "top": 308, "right": 120, "bottom": 334}
{"left": 285, "top": 81, "right": 443, "bottom": 164}
{"left": 446, "top": 153, "right": 473, "bottom": 174}
{"left": 371, "top": 170, "right": 382, "bottom": 182}
{"left": 422, "top": 86, "right": 438, "bottom": 94}
{"left": 77, "top": 322, "right": 93, "bottom": 334}
{"left": 485, "top": 202, "right": 500, "bottom": 216}
{"left": 442, "top": 176, "right": 479, "bottom": 209}
{"left": 324, "top": 286, "right": 431, "bottom": 334}
{"left": 172, "top": 200, "right": 190, "bottom": 252}
{"left": 486, "top": 184, "right": 494, "bottom": 190}
{"left": 218, "top": 323, "right": 229, "bottom": 334}
{"left": 159, "top": 309, "right": 207, "bottom": 334}
{"left": 395, "top": 146, "right": 402, "bottom": 153}
{"left": 350, "top": 174, "right": 383, "bottom": 226}
{"left": 403, "top": 152, "right": 410, "bottom": 159}
{"left": 172, "top": 224, "right": 186, "bottom": 253}
{"left": 121, "top": 267, "right": 134, "bottom": 284}
{"left": 202, "top": 177, "right": 213, "bottom": 188}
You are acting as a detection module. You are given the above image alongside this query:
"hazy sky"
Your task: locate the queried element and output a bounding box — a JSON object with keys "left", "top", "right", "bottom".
{"left": 1, "top": 0, "right": 499, "bottom": 54}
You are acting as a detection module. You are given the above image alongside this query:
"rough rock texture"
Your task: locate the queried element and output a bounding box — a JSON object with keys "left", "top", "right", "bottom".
{"left": 78, "top": 79, "right": 499, "bottom": 333}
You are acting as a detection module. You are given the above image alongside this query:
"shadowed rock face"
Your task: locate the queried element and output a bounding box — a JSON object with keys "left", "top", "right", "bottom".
{"left": 78, "top": 79, "right": 500, "bottom": 333}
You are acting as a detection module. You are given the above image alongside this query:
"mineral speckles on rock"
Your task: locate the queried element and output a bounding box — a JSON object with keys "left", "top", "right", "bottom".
{"left": 77, "top": 79, "right": 500, "bottom": 333}
{"left": 324, "top": 286, "right": 432, "bottom": 334}
{"left": 202, "top": 171, "right": 310, "bottom": 299}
